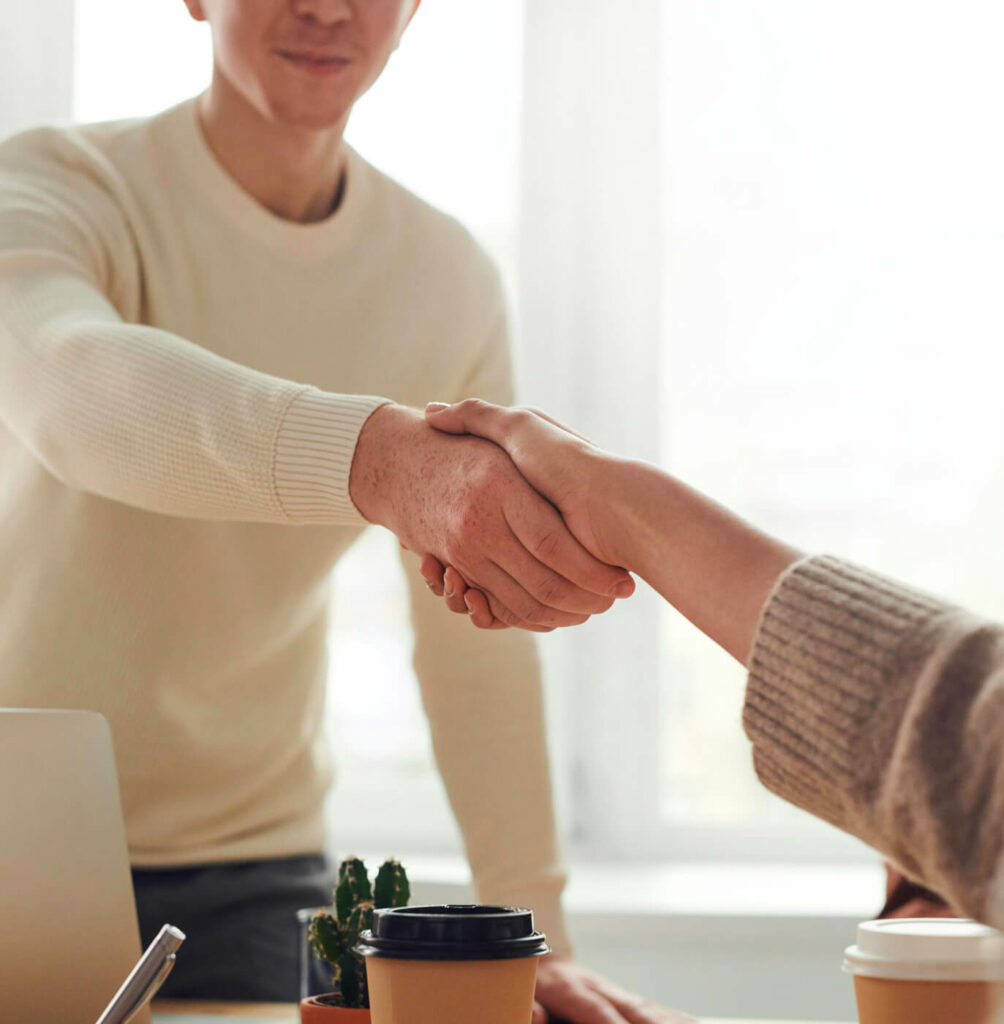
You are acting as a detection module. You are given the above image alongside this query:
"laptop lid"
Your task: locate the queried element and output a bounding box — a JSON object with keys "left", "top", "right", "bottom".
{"left": 0, "top": 708, "right": 149, "bottom": 1024}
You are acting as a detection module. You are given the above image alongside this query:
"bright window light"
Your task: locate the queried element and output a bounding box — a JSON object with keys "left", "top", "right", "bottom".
{"left": 658, "top": 0, "right": 1004, "bottom": 827}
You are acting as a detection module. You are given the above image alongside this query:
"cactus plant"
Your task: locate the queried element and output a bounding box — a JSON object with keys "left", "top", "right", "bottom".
{"left": 309, "top": 856, "right": 410, "bottom": 1009}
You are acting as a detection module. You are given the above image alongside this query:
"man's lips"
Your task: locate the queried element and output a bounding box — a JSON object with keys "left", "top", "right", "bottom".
{"left": 276, "top": 50, "right": 352, "bottom": 75}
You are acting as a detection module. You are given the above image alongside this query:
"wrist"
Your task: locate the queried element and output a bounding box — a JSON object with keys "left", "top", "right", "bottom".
{"left": 587, "top": 454, "right": 660, "bottom": 570}
{"left": 348, "top": 402, "right": 422, "bottom": 526}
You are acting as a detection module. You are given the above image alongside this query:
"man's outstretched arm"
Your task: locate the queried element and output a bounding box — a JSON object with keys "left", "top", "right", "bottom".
{"left": 0, "top": 145, "right": 631, "bottom": 631}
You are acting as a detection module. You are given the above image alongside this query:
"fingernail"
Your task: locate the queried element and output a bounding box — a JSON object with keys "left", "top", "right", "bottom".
{"left": 463, "top": 595, "right": 475, "bottom": 615}
{"left": 611, "top": 578, "right": 635, "bottom": 598}
{"left": 425, "top": 402, "right": 450, "bottom": 413}
{"left": 444, "top": 585, "right": 454, "bottom": 599}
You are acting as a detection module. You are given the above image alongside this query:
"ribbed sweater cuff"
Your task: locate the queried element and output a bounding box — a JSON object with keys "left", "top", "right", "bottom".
{"left": 743, "top": 554, "right": 949, "bottom": 829}
{"left": 273, "top": 389, "right": 390, "bottom": 525}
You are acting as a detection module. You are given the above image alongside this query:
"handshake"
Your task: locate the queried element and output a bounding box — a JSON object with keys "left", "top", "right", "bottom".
{"left": 349, "top": 399, "right": 636, "bottom": 633}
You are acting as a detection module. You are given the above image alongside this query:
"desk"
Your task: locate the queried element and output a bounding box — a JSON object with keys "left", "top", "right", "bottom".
{"left": 155, "top": 1005, "right": 296, "bottom": 1020}
{"left": 152, "top": 1003, "right": 852, "bottom": 1024}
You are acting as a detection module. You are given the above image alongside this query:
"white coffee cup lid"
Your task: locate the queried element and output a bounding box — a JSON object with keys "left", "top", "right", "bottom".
{"left": 844, "top": 918, "right": 1004, "bottom": 982}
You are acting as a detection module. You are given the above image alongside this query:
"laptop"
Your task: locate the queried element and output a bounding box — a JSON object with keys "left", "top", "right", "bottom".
{"left": 0, "top": 708, "right": 151, "bottom": 1024}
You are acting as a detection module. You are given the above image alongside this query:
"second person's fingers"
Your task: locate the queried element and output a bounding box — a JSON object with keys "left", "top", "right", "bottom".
{"left": 463, "top": 588, "right": 508, "bottom": 629}
{"left": 479, "top": 558, "right": 590, "bottom": 630}
{"left": 425, "top": 398, "right": 508, "bottom": 442}
{"left": 505, "top": 498, "right": 635, "bottom": 603}
{"left": 449, "top": 555, "right": 556, "bottom": 632}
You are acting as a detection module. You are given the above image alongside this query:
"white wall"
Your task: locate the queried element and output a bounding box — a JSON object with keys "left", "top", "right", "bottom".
{"left": 0, "top": 0, "right": 75, "bottom": 138}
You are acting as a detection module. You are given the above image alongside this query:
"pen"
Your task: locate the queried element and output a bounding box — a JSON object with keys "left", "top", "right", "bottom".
{"left": 96, "top": 923, "right": 186, "bottom": 1024}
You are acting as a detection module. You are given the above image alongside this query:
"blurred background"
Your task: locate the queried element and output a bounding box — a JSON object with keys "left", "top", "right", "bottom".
{"left": 5, "top": 1, "right": 1004, "bottom": 1018}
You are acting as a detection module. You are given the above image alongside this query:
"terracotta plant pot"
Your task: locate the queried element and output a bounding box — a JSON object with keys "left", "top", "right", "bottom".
{"left": 300, "top": 994, "right": 372, "bottom": 1024}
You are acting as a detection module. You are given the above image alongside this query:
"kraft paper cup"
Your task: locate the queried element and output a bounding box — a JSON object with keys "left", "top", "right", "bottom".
{"left": 844, "top": 918, "right": 1004, "bottom": 1024}
{"left": 356, "top": 905, "right": 549, "bottom": 1024}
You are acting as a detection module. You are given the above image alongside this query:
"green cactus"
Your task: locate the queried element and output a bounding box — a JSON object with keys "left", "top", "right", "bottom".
{"left": 308, "top": 910, "right": 347, "bottom": 967}
{"left": 336, "top": 857, "right": 372, "bottom": 924}
{"left": 374, "top": 859, "right": 410, "bottom": 909}
{"left": 346, "top": 899, "right": 374, "bottom": 938}
{"left": 338, "top": 950, "right": 366, "bottom": 1008}
{"left": 309, "top": 856, "right": 409, "bottom": 1009}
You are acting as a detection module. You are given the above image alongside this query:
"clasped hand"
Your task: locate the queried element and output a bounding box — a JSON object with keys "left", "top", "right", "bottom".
{"left": 348, "top": 403, "right": 633, "bottom": 632}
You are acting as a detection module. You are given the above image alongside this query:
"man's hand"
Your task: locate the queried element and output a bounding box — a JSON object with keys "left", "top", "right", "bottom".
{"left": 419, "top": 400, "right": 632, "bottom": 630}
{"left": 349, "top": 403, "right": 634, "bottom": 631}
{"left": 533, "top": 956, "right": 696, "bottom": 1024}
{"left": 425, "top": 400, "right": 615, "bottom": 562}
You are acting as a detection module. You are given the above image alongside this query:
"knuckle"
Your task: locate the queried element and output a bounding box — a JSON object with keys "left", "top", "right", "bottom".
{"left": 460, "top": 397, "right": 491, "bottom": 420}
{"left": 468, "top": 458, "right": 503, "bottom": 493}
{"left": 451, "top": 503, "right": 482, "bottom": 540}
{"left": 536, "top": 573, "right": 571, "bottom": 608}
{"left": 529, "top": 528, "right": 562, "bottom": 563}
{"left": 492, "top": 603, "right": 521, "bottom": 628}
{"left": 518, "top": 597, "right": 556, "bottom": 627}
{"left": 505, "top": 407, "right": 535, "bottom": 440}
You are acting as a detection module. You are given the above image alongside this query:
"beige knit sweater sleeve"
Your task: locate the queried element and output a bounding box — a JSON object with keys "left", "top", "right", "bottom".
{"left": 0, "top": 145, "right": 387, "bottom": 525}
{"left": 744, "top": 554, "right": 1004, "bottom": 924}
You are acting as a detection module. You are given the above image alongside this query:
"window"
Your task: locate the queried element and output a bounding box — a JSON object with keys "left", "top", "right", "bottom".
{"left": 653, "top": 0, "right": 1004, "bottom": 851}
{"left": 516, "top": 0, "right": 1004, "bottom": 864}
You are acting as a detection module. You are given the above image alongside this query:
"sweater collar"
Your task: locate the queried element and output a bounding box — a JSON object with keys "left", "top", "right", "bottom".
{"left": 153, "top": 96, "right": 371, "bottom": 260}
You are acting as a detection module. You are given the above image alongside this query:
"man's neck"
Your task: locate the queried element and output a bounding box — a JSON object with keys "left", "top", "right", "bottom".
{"left": 197, "top": 74, "right": 348, "bottom": 224}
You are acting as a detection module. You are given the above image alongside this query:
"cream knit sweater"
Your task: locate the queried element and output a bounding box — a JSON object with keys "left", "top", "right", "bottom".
{"left": 0, "top": 99, "right": 569, "bottom": 954}
{"left": 746, "top": 554, "right": 1004, "bottom": 926}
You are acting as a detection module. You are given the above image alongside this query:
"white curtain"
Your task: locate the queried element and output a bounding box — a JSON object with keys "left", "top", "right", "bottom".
{"left": 517, "top": 0, "right": 667, "bottom": 851}
{"left": 519, "top": 0, "right": 1004, "bottom": 857}
{"left": 0, "top": 0, "right": 75, "bottom": 138}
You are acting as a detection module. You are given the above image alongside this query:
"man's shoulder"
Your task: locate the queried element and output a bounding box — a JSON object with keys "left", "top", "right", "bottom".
{"left": 0, "top": 110, "right": 162, "bottom": 211}
{"left": 0, "top": 112, "right": 151, "bottom": 170}
{"left": 0, "top": 111, "right": 170, "bottom": 302}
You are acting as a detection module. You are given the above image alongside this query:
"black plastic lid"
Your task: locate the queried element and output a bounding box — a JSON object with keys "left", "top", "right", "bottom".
{"left": 355, "top": 905, "right": 550, "bottom": 961}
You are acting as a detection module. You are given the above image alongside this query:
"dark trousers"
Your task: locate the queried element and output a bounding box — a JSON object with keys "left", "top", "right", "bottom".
{"left": 133, "top": 854, "right": 334, "bottom": 1002}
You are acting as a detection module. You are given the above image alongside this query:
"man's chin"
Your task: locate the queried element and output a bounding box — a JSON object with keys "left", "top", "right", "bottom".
{"left": 263, "top": 93, "right": 355, "bottom": 134}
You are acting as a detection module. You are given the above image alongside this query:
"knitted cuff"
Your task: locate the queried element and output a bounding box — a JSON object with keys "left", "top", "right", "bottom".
{"left": 273, "top": 389, "right": 390, "bottom": 525}
{"left": 743, "top": 554, "right": 949, "bottom": 828}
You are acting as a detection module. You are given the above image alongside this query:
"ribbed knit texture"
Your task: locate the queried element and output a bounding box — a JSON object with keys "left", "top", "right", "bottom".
{"left": 274, "top": 390, "right": 388, "bottom": 523}
{"left": 745, "top": 554, "right": 1004, "bottom": 924}
{"left": 0, "top": 99, "right": 571, "bottom": 955}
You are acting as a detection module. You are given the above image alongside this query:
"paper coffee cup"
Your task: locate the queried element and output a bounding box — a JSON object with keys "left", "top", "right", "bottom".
{"left": 844, "top": 918, "right": 1004, "bottom": 1024}
{"left": 356, "top": 905, "right": 549, "bottom": 1024}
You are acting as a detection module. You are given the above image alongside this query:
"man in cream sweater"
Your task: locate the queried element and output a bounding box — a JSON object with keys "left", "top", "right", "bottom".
{"left": 0, "top": 2, "right": 674, "bottom": 1021}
